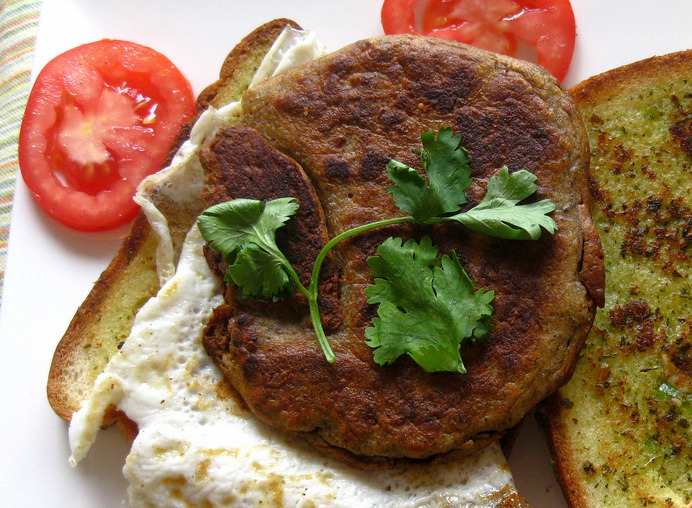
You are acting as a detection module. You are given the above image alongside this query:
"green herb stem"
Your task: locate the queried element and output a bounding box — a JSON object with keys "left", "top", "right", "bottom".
{"left": 198, "top": 127, "right": 557, "bottom": 370}
{"left": 307, "top": 216, "right": 416, "bottom": 363}
{"left": 270, "top": 244, "right": 311, "bottom": 298}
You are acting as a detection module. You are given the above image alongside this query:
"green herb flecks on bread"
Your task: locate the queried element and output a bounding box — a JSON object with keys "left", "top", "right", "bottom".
{"left": 539, "top": 50, "right": 692, "bottom": 508}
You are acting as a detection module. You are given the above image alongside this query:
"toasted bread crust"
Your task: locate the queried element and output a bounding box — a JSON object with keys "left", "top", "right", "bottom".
{"left": 47, "top": 18, "right": 302, "bottom": 422}
{"left": 47, "top": 213, "right": 159, "bottom": 421}
{"left": 197, "top": 18, "right": 301, "bottom": 111}
{"left": 537, "top": 394, "right": 587, "bottom": 507}
{"left": 539, "top": 50, "right": 692, "bottom": 508}
{"left": 570, "top": 50, "right": 692, "bottom": 112}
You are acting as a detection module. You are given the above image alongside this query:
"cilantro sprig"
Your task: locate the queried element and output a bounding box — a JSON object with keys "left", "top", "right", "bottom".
{"left": 386, "top": 127, "right": 471, "bottom": 220}
{"left": 198, "top": 127, "right": 557, "bottom": 371}
{"left": 364, "top": 236, "right": 494, "bottom": 373}
{"left": 198, "top": 198, "right": 299, "bottom": 301}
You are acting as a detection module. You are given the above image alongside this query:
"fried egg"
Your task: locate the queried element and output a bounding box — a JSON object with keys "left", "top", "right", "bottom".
{"left": 67, "top": 26, "right": 521, "bottom": 507}
{"left": 69, "top": 225, "right": 517, "bottom": 507}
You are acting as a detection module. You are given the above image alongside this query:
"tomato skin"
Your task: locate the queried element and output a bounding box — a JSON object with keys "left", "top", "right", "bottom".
{"left": 19, "top": 39, "right": 195, "bottom": 232}
{"left": 381, "top": 0, "right": 576, "bottom": 82}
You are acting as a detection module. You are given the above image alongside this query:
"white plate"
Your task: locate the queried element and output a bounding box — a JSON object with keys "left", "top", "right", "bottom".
{"left": 1, "top": 0, "right": 690, "bottom": 506}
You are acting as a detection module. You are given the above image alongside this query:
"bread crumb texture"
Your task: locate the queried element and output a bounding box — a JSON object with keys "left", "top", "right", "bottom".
{"left": 556, "top": 66, "right": 692, "bottom": 507}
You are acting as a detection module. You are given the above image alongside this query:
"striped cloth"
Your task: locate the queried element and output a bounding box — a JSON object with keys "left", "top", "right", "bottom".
{"left": 0, "top": 0, "right": 41, "bottom": 303}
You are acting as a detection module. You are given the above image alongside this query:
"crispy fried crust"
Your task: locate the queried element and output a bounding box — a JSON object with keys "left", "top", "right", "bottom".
{"left": 539, "top": 50, "right": 692, "bottom": 508}
{"left": 202, "top": 35, "right": 604, "bottom": 465}
{"left": 47, "top": 18, "right": 301, "bottom": 422}
{"left": 200, "top": 124, "right": 343, "bottom": 328}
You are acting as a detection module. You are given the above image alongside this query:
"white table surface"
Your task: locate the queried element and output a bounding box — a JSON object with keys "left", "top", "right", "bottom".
{"left": 1, "top": 0, "right": 690, "bottom": 506}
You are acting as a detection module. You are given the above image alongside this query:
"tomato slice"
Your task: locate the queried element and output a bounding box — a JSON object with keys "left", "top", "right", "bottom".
{"left": 19, "top": 39, "right": 195, "bottom": 232}
{"left": 381, "top": 0, "right": 576, "bottom": 82}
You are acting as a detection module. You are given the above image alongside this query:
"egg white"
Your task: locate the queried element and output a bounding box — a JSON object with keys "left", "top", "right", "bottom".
{"left": 67, "top": 26, "right": 519, "bottom": 508}
{"left": 69, "top": 224, "right": 515, "bottom": 507}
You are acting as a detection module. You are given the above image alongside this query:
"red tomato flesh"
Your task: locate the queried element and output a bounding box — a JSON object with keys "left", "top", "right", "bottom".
{"left": 381, "top": 0, "right": 576, "bottom": 82}
{"left": 19, "top": 39, "right": 195, "bottom": 231}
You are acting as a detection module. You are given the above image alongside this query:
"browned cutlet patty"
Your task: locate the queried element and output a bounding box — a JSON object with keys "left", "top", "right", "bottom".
{"left": 201, "top": 124, "right": 342, "bottom": 331}
{"left": 201, "top": 35, "right": 605, "bottom": 468}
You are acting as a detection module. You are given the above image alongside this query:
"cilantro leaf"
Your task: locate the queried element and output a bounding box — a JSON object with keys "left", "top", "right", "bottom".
{"left": 197, "top": 126, "right": 558, "bottom": 370}
{"left": 364, "top": 236, "right": 494, "bottom": 373}
{"left": 452, "top": 167, "right": 558, "bottom": 240}
{"left": 386, "top": 127, "right": 471, "bottom": 221}
{"left": 197, "top": 197, "right": 299, "bottom": 301}
{"left": 226, "top": 244, "right": 294, "bottom": 301}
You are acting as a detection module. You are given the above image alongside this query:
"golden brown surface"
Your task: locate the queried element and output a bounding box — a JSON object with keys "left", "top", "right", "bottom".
{"left": 539, "top": 50, "right": 692, "bottom": 508}
{"left": 202, "top": 35, "right": 604, "bottom": 465}
{"left": 196, "top": 19, "right": 300, "bottom": 111}
{"left": 46, "top": 18, "right": 301, "bottom": 422}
